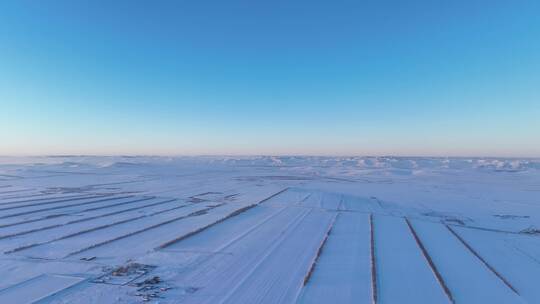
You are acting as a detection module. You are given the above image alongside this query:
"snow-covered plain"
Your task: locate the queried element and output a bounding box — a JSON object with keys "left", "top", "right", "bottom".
{"left": 0, "top": 156, "right": 539, "bottom": 303}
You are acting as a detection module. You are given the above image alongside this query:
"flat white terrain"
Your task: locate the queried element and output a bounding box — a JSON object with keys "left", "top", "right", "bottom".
{"left": 0, "top": 156, "right": 539, "bottom": 303}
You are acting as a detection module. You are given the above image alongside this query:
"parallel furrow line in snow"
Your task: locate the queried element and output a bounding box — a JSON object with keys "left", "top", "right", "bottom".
{"left": 65, "top": 203, "right": 225, "bottom": 258}
{"left": 0, "top": 191, "right": 83, "bottom": 203}
{"left": 71, "top": 196, "right": 154, "bottom": 213}
{"left": 336, "top": 196, "right": 344, "bottom": 211}
{"left": 5, "top": 199, "right": 183, "bottom": 254}
{"left": 0, "top": 195, "right": 134, "bottom": 219}
{"left": 445, "top": 225, "right": 520, "bottom": 296}
{"left": 256, "top": 216, "right": 329, "bottom": 304}
{"left": 0, "top": 193, "right": 54, "bottom": 202}
{"left": 181, "top": 207, "right": 309, "bottom": 286}
{"left": 257, "top": 188, "right": 290, "bottom": 204}
{"left": 157, "top": 189, "right": 290, "bottom": 249}
{"left": 303, "top": 212, "right": 339, "bottom": 286}
{"left": 370, "top": 213, "right": 377, "bottom": 304}
{"left": 448, "top": 223, "right": 521, "bottom": 235}
{"left": 0, "top": 189, "right": 35, "bottom": 196}
{"left": 157, "top": 203, "right": 257, "bottom": 249}
{"left": 0, "top": 196, "right": 152, "bottom": 228}
{"left": 170, "top": 205, "right": 296, "bottom": 285}
{"left": 0, "top": 197, "right": 168, "bottom": 239}
{"left": 0, "top": 174, "right": 23, "bottom": 180}
{"left": 406, "top": 218, "right": 455, "bottom": 304}
{"left": 0, "top": 193, "right": 107, "bottom": 208}
{"left": 0, "top": 214, "right": 65, "bottom": 229}
{"left": 212, "top": 206, "right": 290, "bottom": 253}
{"left": 215, "top": 209, "right": 313, "bottom": 304}
{"left": 300, "top": 193, "right": 312, "bottom": 203}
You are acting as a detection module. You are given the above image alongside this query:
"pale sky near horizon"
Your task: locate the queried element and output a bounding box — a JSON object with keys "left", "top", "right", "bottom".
{"left": 1, "top": 1, "right": 539, "bottom": 157}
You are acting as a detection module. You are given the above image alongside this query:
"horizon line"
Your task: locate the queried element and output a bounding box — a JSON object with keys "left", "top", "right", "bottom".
{"left": 1, "top": 154, "right": 539, "bottom": 159}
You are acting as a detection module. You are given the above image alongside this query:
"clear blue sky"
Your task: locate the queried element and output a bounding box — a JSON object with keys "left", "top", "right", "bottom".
{"left": 1, "top": 1, "right": 539, "bottom": 156}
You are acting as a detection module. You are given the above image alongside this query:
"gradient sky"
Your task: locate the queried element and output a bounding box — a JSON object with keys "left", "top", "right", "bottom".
{"left": 1, "top": 1, "right": 539, "bottom": 156}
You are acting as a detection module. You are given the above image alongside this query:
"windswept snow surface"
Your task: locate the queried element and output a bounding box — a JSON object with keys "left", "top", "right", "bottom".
{"left": 0, "top": 156, "right": 539, "bottom": 303}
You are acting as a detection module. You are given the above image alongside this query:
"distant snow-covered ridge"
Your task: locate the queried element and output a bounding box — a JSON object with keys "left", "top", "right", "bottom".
{"left": 1, "top": 156, "right": 538, "bottom": 173}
